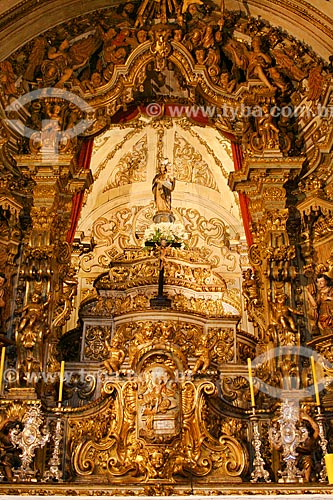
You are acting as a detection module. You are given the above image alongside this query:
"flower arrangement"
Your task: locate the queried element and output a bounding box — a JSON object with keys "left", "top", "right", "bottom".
{"left": 144, "top": 222, "right": 188, "bottom": 248}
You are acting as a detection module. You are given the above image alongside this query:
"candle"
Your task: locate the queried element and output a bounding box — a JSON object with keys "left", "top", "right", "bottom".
{"left": 247, "top": 357, "right": 255, "bottom": 407}
{"left": 58, "top": 361, "right": 65, "bottom": 403}
{"left": 310, "top": 356, "right": 321, "bottom": 406}
{"left": 0, "top": 347, "right": 5, "bottom": 394}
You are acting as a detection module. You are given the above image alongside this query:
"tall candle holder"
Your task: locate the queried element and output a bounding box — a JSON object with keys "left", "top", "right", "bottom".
{"left": 250, "top": 407, "right": 271, "bottom": 483}
{"left": 311, "top": 355, "right": 328, "bottom": 482}
{"left": 10, "top": 403, "right": 49, "bottom": 482}
{"left": 316, "top": 406, "right": 328, "bottom": 483}
{"left": 43, "top": 405, "right": 64, "bottom": 482}
{"left": 269, "top": 399, "right": 305, "bottom": 483}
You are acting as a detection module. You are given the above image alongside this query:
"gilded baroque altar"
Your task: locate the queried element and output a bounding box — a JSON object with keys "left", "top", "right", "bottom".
{"left": 0, "top": 0, "right": 333, "bottom": 495}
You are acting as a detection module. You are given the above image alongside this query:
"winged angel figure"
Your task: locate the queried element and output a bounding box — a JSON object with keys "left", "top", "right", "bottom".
{"left": 271, "top": 47, "right": 307, "bottom": 82}
{"left": 224, "top": 36, "right": 317, "bottom": 97}
{"left": 272, "top": 46, "right": 327, "bottom": 101}
{"left": 23, "top": 30, "right": 103, "bottom": 89}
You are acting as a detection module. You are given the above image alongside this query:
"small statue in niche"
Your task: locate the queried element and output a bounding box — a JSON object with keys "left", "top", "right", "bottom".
{"left": 269, "top": 293, "right": 302, "bottom": 345}
{"left": 152, "top": 159, "right": 175, "bottom": 213}
{"left": 15, "top": 291, "right": 51, "bottom": 378}
{"left": 192, "top": 331, "right": 215, "bottom": 375}
{"left": 306, "top": 273, "right": 333, "bottom": 336}
{"left": 251, "top": 104, "right": 280, "bottom": 151}
{"left": 0, "top": 273, "right": 6, "bottom": 331}
{"left": 242, "top": 268, "right": 259, "bottom": 310}
{"left": 104, "top": 336, "right": 126, "bottom": 374}
{"left": 0, "top": 418, "right": 21, "bottom": 481}
{"left": 296, "top": 412, "right": 320, "bottom": 482}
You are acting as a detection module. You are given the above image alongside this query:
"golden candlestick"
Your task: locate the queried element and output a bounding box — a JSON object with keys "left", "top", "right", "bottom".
{"left": 247, "top": 357, "right": 255, "bottom": 407}
{"left": 310, "top": 356, "right": 321, "bottom": 407}
{"left": 58, "top": 361, "right": 65, "bottom": 403}
{"left": 0, "top": 347, "right": 5, "bottom": 394}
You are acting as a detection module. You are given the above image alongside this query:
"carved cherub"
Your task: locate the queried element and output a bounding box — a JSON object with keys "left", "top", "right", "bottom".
{"left": 104, "top": 337, "right": 126, "bottom": 374}
{"left": 269, "top": 293, "right": 302, "bottom": 344}
{"left": 192, "top": 332, "right": 216, "bottom": 375}
{"left": 242, "top": 268, "right": 259, "bottom": 309}
{"left": 255, "top": 104, "right": 279, "bottom": 150}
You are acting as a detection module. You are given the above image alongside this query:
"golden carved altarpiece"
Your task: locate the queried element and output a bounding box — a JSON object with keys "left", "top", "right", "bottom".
{"left": 0, "top": 0, "right": 332, "bottom": 494}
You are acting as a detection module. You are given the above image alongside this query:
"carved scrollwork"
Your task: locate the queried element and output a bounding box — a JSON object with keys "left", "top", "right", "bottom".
{"left": 217, "top": 435, "right": 247, "bottom": 478}
{"left": 174, "top": 133, "right": 219, "bottom": 191}
{"left": 249, "top": 244, "right": 262, "bottom": 266}
{"left": 103, "top": 135, "right": 147, "bottom": 190}
{"left": 68, "top": 353, "right": 247, "bottom": 484}
{"left": 221, "top": 375, "right": 251, "bottom": 408}
{"left": 70, "top": 397, "right": 119, "bottom": 477}
{"left": 84, "top": 325, "right": 112, "bottom": 361}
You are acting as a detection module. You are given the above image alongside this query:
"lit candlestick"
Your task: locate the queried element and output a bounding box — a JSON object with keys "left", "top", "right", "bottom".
{"left": 0, "top": 347, "right": 5, "bottom": 394}
{"left": 58, "top": 361, "right": 65, "bottom": 403}
{"left": 310, "top": 356, "right": 321, "bottom": 407}
{"left": 247, "top": 357, "right": 255, "bottom": 407}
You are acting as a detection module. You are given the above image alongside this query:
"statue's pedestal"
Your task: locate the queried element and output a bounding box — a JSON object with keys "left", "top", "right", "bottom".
{"left": 7, "top": 387, "right": 37, "bottom": 399}
{"left": 153, "top": 211, "right": 175, "bottom": 223}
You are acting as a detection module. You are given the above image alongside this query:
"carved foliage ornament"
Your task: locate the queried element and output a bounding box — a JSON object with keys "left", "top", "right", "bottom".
{"left": 84, "top": 325, "right": 112, "bottom": 361}
{"left": 1, "top": 0, "right": 328, "bottom": 152}
{"left": 69, "top": 371, "right": 246, "bottom": 482}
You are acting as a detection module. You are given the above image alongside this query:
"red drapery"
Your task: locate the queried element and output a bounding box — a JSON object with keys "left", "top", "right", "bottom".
{"left": 66, "top": 139, "right": 94, "bottom": 243}
{"left": 230, "top": 142, "right": 253, "bottom": 247}
{"left": 66, "top": 104, "right": 252, "bottom": 245}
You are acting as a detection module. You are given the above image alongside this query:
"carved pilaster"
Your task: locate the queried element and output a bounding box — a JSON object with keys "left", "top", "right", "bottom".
{"left": 15, "top": 155, "right": 72, "bottom": 245}
{"left": 11, "top": 151, "right": 92, "bottom": 390}
{"left": 297, "top": 182, "right": 333, "bottom": 269}
{"left": 0, "top": 188, "right": 23, "bottom": 266}
{"left": 229, "top": 156, "right": 303, "bottom": 343}
{"left": 0, "top": 184, "right": 23, "bottom": 334}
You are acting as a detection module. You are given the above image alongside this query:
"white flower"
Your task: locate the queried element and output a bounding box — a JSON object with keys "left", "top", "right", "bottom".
{"left": 144, "top": 222, "right": 188, "bottom": 245}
